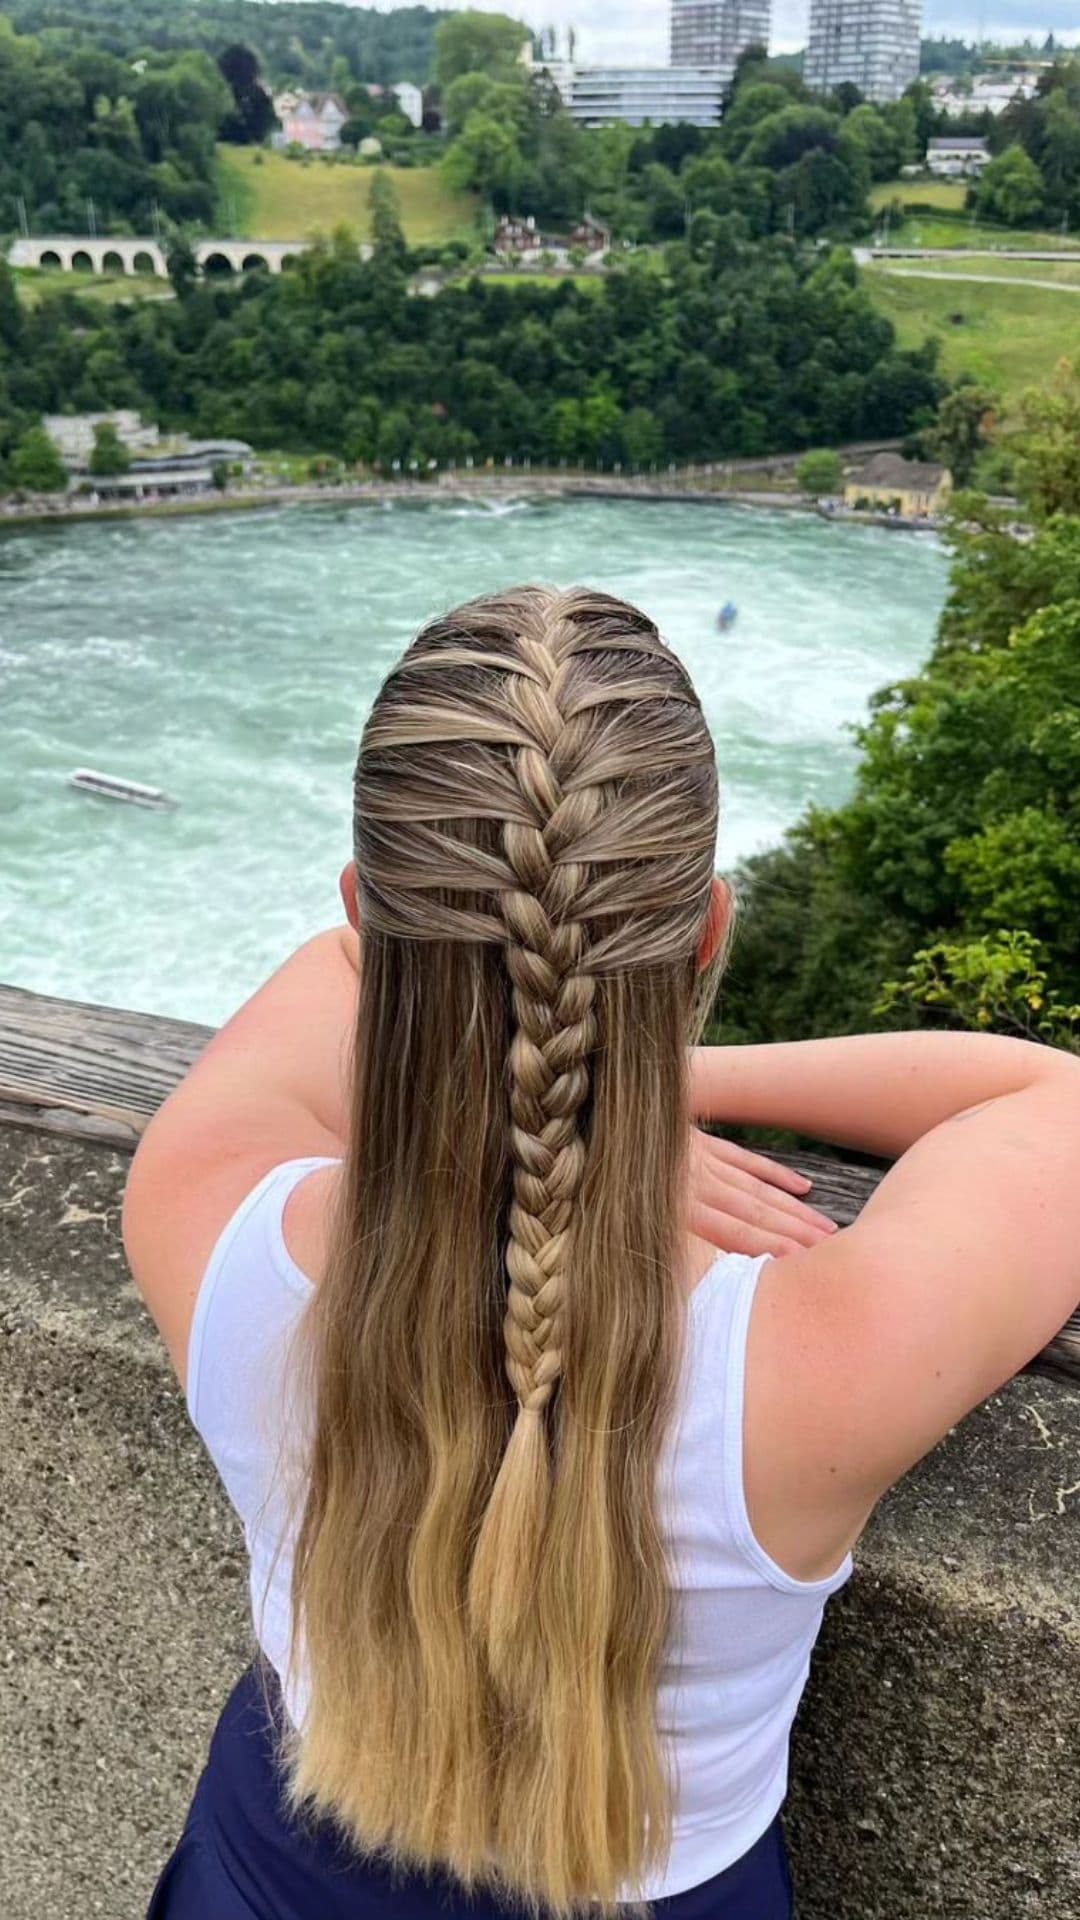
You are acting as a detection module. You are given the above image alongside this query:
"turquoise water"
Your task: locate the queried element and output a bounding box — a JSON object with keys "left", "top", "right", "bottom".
{"left": 0, "top": 497, "right": 949, "bottom": 1026}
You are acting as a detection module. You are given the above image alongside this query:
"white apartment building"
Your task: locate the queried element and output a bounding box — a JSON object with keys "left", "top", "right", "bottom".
{"left": 804, "top": 0, "right": 922, "bottom": 104}
{"left": 392, "top": 82, "right": 424, "bottom": 129}
{"left": 534, "top": 61, "right": 726, "bottom": 127}
{"left": 931, "top": 72, "right": 1039, "bottom": 118}
{"left": 926, "top": 135, "right": 990, "bottom": 177}
{"left": 670, "top": 0, "right": 772, "bottom": 73}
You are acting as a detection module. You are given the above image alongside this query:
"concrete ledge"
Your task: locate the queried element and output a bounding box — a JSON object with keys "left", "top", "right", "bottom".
{"left": 3, "top": 1123, "right": 1080, "bottom": 1920}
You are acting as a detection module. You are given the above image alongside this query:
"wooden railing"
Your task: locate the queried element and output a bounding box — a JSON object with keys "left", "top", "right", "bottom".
{"left": 1, "top": 979, "right": 1077, "bottom": 1385}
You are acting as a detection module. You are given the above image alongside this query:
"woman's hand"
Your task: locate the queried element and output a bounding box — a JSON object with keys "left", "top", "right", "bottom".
{"left": 689, "top": 1128, "right": 838, "bottom": 1258}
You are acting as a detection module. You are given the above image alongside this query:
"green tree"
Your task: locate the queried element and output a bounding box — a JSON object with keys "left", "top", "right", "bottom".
{"left": 88, "top": 421, "right": 131, "bottom": 475}
{"left": 12, "top": 425, "right": 67, "bottom": 491}
{"left": 442, "top": 111, "right": 521, "bottom": 198}
{"left": 844, "top": 103, "right": 902, "bottom": 180}
{"left": 165, "top": 231, "right": 198, "bottom": 298}
{"left": 434, "top": 12, "right": 530, "bottom": 89}
{"left": 926, "top": 382, "right": 996, "bottom": 486}
{"left": 975, "top": 145, "right": 1046, "bottom": 227}
{"left": 218, "top": 42, "right": 275, "bottom": 144}
{"left": 368, "top": 170, "right": 407, "bottom": 266}
{"left": 1013, "top": 358, "right": 1080, "bottom": 519}
{"left": 796, "top": 448, "right": 843, "bottom": 495}
{"left": 0, "top": 256, "right": 23, "bottom": 350}
{"left": 621, "top": 406, "right": 665, "bottom": 467}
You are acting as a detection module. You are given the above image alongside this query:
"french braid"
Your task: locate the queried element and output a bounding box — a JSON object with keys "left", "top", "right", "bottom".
{"left": 499, "top": 626, "right": 604, "bottom": 1427}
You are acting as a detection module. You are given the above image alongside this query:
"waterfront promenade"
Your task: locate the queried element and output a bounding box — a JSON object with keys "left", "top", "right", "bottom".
{"left": 0, "top": 440, "right": 958, "bottom": 536}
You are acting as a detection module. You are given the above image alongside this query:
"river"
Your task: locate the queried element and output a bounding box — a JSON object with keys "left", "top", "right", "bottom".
{"left": 0, "top": 496, "right": 949, "bottom": 1026}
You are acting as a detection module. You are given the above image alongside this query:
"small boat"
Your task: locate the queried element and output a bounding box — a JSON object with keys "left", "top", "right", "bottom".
{"left": 717, "top": 602, "right": 738, "bottom": 632}
{"left": 69, "top": 768, "right": 177, "bottom": 811}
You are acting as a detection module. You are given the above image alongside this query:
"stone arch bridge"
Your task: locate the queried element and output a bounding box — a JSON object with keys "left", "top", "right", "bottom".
{"left": 5, "top": 236, "right": 363, "bottom": 278}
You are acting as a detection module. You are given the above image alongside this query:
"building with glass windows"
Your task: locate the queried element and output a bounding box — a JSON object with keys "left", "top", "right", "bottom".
{"left": 803, "top": 0, "right": 922, "bottom": 104}
{"left": 669, "top": 0, "right": 772, "bottom": 73}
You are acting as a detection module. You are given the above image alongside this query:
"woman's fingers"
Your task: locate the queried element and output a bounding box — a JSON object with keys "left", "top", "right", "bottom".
{"left": 689, "top": 1200, "right": 806, "bottom": 1261}
{"left": 693, "top": 1183, "right": 831, "bottom": 1249}
{"left": 695, "top": 1130, "right": 813, "bottom": 1196}
{"left": 691, "top": 1145, "right": 837, "bottom": 1239}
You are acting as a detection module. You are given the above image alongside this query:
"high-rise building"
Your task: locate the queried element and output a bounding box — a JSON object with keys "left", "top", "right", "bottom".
{"left": 803, "top": 0, "right": 921, "bottom": 104}
{"left": 669, "top": 0, "right": 772, "bottom": 74}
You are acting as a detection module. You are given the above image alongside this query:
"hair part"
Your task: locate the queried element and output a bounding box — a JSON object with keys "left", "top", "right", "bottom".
{"left": 288, "top": 587, "right": 721, "bottom": 1916}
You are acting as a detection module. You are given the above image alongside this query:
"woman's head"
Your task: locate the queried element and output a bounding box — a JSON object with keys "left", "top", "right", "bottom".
{"left": 291, "top": 587, "right": 724, "bottom": 1916}
{"left": 352, "top": 583, "right": 719, "bottom": 967}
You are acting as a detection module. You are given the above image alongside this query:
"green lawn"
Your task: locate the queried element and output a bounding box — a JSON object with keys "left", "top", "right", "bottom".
{"left": 865, "top": 267, "right": 1080, "bottom": 409}
{"left": 479, "top": 271, "right": 604, "bottom": 289}
{"left": 867, "top": 181, "right": 1076, "bottom": 252}
{"left": 14, "top": 267, "right": 172, "bottom": 306}
{"left": 870, "top": 177, "right": 969, "bottom": 212}
{"left": 880, "top": 214, "right": 1079, "bottom": 251}
{"left": 216, "top": 146, "right": 480, "bottom": 244}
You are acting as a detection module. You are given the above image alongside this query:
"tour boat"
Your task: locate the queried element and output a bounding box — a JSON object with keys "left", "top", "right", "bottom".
{"left": 69, "top": 768, "right": 177, "bottom": 811}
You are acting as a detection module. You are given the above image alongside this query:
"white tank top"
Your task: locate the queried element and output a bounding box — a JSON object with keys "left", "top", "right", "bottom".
{"left": 187, "top": 1156, "right": 851, "bottom": 1901}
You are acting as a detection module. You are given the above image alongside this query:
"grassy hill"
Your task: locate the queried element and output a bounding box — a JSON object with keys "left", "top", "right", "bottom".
{"left": 216, "top": 148, "right": 480, "bottom": 245}
{"left": 865, "top": 267, "right": 1080, "bottom": 409}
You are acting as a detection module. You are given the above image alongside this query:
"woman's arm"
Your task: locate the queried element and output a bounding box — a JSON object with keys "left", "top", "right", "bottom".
{"left": 691, "top": 1030, "right": 1072, "bottom": 1160}
{"left": 123, "top": 928, "right": 360, "bottom": 1376}
{"left": 718, "top": 1032, "right": 1080, "bottom": 1576}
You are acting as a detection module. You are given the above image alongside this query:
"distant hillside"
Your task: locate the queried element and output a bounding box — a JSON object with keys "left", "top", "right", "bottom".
{"left": 2, "top": 1, "right": 448, "bottom": 87}
{"left": 217, "top": 148, "right": 480, "bottom": 245}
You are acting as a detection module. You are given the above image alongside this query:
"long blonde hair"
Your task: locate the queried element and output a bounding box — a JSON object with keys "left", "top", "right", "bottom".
{"left": 289, "top": 586, "right": 721, "bottom": 1916}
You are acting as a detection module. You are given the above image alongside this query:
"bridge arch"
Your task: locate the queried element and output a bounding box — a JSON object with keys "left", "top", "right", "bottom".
{"left": 39, "top": 249, "right": 63, "bottom": 270}
{"left": 132, "top": 249, "right": 158, "bottom": 276}
{"left": 202, "top": 251, "right": 235, "bottom": 276}
{"left": 102, "top": 250, "right": 126, "bottom": 275}
{"left": 71, "top": 250, "right": 94, "bottom": 273}
{"left": 241, "top": 252, "right": 271, "bottom": 273}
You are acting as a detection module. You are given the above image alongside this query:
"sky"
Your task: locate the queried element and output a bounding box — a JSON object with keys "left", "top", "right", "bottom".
{"left": 370, "top": 0, "right": 1080, "bottom": 61}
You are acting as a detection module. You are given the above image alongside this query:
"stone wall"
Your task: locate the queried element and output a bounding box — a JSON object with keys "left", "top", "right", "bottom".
{"left": 2, "top": 1122, "right": 1078, "bottom": 1920}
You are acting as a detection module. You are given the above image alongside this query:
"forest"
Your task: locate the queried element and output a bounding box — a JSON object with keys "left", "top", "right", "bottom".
{"left": 1, "top": 2, "right": 441, "bottom": 88}
{"left": 0, "top": 221, "right": 943, "bottom": 479}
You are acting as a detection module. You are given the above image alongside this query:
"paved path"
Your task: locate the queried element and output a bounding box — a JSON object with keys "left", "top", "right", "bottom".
{"left": 871, "top": 264, "right": 1080, "bottom": 294}
{"left": 855, "top": 245, "right": 1080, "bottom": 264}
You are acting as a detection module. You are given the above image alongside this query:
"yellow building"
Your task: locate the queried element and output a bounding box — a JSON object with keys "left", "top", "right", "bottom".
{"left": 844, "top": 453, "right": 953, "bottom": 518}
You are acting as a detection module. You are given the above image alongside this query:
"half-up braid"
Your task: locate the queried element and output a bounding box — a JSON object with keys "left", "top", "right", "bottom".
{"left": 289, "top": 586, "right": 723, "bottom": 1918}
{"left": 469, "top": 617, "right": 604, "bottom": 1695}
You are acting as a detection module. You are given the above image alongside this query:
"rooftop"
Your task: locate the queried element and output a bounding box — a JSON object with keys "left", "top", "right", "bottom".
{"left": 854, "top": 452, "right": 949, "bottom": 490}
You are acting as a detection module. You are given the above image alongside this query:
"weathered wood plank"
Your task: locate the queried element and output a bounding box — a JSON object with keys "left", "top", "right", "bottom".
{"left": 1, "top": 980, "right": 1077, "bottom": 1384}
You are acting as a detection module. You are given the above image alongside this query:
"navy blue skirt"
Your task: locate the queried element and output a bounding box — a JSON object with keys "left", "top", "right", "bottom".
{"left": 148, "top": 1668, "right": 794, "bottom": 1920}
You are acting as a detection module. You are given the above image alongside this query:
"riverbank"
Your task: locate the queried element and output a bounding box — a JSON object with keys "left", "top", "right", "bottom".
{"left": 0, "top": 470, "right": 952, "bottom": 536}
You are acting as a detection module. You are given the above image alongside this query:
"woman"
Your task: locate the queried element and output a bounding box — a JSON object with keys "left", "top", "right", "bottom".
{"left": 123, "top": 586, "right": 1080, "bottom": 1920}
